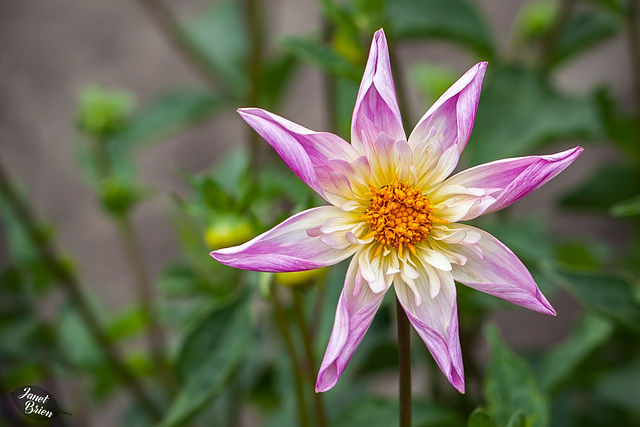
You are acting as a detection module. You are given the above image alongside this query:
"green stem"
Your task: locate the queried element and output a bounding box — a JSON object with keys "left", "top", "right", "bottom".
{"left": 292, "top": 289, "right": 328, "bottom": 427}
{"left": 396, "top": 297, "right": 412, "bottom": 427}
{"left": 272, "top": 287, "right": 311, "bottom": 427}
{"left": 0, "top": 162, "right": 162, "bottom": 420}
{"left": 626, "top": 0, "right": 640, "bottom": 145}
{"left": 387, "top": 39, "right": 413, "bottom": 132}
{"left": 116, "top": 216, "right": 175, "bottom": 393}
{"left": 322, "top": 18, "right": 339, "bottom": 135}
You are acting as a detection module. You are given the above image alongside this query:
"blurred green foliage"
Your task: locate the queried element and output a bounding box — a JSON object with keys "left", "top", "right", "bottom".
{"left": 1, "top": 0, "right": 639, "bottom": 426}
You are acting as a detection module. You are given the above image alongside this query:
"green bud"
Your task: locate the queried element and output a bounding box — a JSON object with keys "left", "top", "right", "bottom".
{"left": 77, "top": 86, "right": 134, "bottom": 138}
{"left": 99, "top": 178, "right": 139, "bottom": 217}
{"left": 205, "top": 215, "right": 255, "bottom": 250}
{"left": 274, "top": 268, "right": 326, "bottom": 288}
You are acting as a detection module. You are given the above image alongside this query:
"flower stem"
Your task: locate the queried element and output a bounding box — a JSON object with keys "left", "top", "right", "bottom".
{"left": 292, "top": 289, "right": 328, "bottom": 427}
{"left": 0, "top": 162, "right": 162, "bottom": 421}
{"left": 115, "top": 215, "right": 175, "bottom": 394}
{"left": 538, "top": 0, "right": 576, "bottom": 69}
{"left": 272, "top": 287, "right": 311, "bottom": 427}
{"left": 396, "top": 296, "right": 412, "bottom": 427}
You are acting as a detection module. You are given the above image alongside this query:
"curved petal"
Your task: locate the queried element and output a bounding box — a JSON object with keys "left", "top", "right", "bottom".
{"left": 316, "top": 255, "right": 386, "bottom": 392}
{"left": 438, "top": 147, "right": 583, "bottom": 220}
{"left": 408, "top": 62, "right": 487, "bottom": 174}
{"left": 449, "top": 224, "right": 555, "bottom": 315}
{"left": 395, "top": 269, "right": 465, "bottom": 393}
{"left": 351, "top": 29, "right": 405, "bottom": 155}
{"left": 210, "top": 207, "right": 357, "bottom": 272}
{"left": 238, "top": 108, "right": 360, "bottom": 199}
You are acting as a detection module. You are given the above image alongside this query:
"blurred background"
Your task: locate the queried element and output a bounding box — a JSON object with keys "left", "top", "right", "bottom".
{"left": 1, "top": 0, "right": 639, "bottom": 426}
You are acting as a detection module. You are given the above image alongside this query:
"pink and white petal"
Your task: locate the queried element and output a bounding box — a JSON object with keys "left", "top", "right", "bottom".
{"left": 238, "top": 108, "right": 360, "bottom": 199}
{"left": 449, "top": 224, "right": 556, "bottom": 315}
{"left": 441, "top": 147, "right": 583, "bottom": 220}
{"left": 395, "top": 273, "right": 465, "bottom": 393}
{"left": 316, "top": 256, "right": 387, "bottom": 392}
{"left": 351, "top": 29, "right": 405, "bottom": 155}
{"left": 210, "top": 206, "right": 357, "bottom": 273}
{"left": 408, "top": 62, "right": 487, "bottom": 167}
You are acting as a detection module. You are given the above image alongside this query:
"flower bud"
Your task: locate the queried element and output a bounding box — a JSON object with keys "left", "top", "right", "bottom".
{"left": 205, "top": 215, "right": 255, "bottom": 250}
{"left": 274, "top": 268, "right": 326, "bottom": 288}
{"left": 77, "top": 87, "right": 133, "bottom": 138}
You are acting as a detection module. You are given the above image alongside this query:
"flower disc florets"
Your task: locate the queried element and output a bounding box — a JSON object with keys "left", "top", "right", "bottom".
{"left": 362, "top": 177, "right": 437, "bottom": 256}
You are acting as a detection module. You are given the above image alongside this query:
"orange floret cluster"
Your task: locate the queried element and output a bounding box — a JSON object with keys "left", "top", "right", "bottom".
{"left": 361, "top": 178, "right": 440, "bottom": 257}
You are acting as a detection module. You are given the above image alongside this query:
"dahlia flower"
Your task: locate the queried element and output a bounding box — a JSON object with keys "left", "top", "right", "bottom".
{"left": 211, "top": 29, "right": 582, "bottom": 393}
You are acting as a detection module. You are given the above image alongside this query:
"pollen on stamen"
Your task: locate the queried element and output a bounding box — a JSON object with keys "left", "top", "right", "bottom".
{"left": 361, "top": 178, "right": 437, "bottom": 255}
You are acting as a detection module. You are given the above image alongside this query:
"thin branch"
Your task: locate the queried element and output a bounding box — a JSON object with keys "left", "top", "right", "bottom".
{"left": 246, "top": 0, "right": 264, "bottom": 170}
{"left": 0, "top": 161, "right": 162, "bottom": 421}
{"left": 538, "top": 0, "right": 576, "bottom": 69}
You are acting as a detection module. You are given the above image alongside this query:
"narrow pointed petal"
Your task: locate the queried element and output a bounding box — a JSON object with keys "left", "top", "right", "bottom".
{"left": 316, "top": 256, "right": 386, "bottom": 392}
{"left": 440, "top": 147, "right": 583, "bottom": 220}
{"left": 450, "top": 224, "right": 555, "bottom": 315}
{"left": 238, "top": 108, "right": 360, "bottom": 199}
{"left": 408, "top": 62, "right": 487, "bottom": 176}
{"left": 351, "top": 29, "right": 405, "bottom": 155}
{"left": 211, "top": 207, "right": 357, "bottom": 273}
{"left": 395, "top": 271, "right": 465, "bottom": 393}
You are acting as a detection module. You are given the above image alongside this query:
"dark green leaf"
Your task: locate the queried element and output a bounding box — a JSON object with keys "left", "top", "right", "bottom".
{"left": 550, "top": 10, "right": 621, "bottom": 67}
{"left": 595, "top": 360, "right": 640, "bottom": 414}
{"left": 597, "top": 89, "right": 639, "bottom": 159}
{"left": 561, "top": 164, "right": 640, "bottom": 211}
{"left": 464, "top": 65, "right": 603, "bottom": 165}
{"left": 553, "top": 269, "right": 640, "bottom": 333}
{"left": 387, "top": 0, "right": 494, "bottom": 57}
{"left": 280, "top": 36, "right": 362, "bottom": 80}
{"left": 110, "top": 89, "right": 223, "bottom": 148}
{"left": 160, "top": 298, "right": 252, "bottom": 426}
{"left": 333, "top": 396, "right": 465, "bottom": 427}
{"left": 484, "top": 325, "right": 548, "bottom": 427}
{"left": 467, "top": 408, "right": 498, "bottom": 427}
{"left": 537, "top": 313, "right": 613, "bottom": 392}
{"left": 260, "top": 54, "right": 298, "bottom": 110}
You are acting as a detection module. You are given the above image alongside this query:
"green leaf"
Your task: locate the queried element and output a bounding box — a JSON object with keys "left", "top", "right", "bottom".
{"left": 561, "top": 164, "right": 640, "bottom": 212}
{"left": 484, "top": 325, "right": 549, "bottom": 427}
{"left": 387, "top": 0, "right": 494, "bottom": 57}
{"left": 182, "top": 0, "right": 247, "bottom": 96}
{"left": 537, "top": 313, "right": 613, "bottom": 392}
{"left": 464, "top": 64, "right": 603, "bottom": 165}
{"left": 280, "top": 36, "right": 361, "bottom": 80}
{"left": 553, "top": 269, "right": 640, "bottom": 334}
{"left": 611, "top": 194, "right": 640, "bottom": 217}
{"left": 260, "top": 54, "right": 298, "bottom": 110}
{"left": 106, "top": 304, "right": 149, "bottom": 341}
{"left": 595, "top": 360, "right": 640, "bottom": 414}
{"left": 110, "top": 89, "right": 223, "bottom": 148}
{"left": 467, "top": 408, "right": 498, "bottom": 427}
{"left": 333, "top": 396, "right": 465, "bottom": 427}
{"left": 160, "top": 298, "right": 252, "bottom": 427}
{"left": 506, "top": 411, "right": 527, "bottom": 427}
{"left": 550, "top": 9, "right": 621, "bottom": 67}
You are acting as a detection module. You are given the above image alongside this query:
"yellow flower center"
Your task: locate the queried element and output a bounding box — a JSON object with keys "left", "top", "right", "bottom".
{"left": 361, "top": 178, "right": 439, "bottom": 257}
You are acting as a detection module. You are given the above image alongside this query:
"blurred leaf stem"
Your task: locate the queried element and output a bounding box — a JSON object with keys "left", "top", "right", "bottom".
{"left": 0, "top": 161, "right": 162, "bottom": 420}
{"left": 271, "top": 286, "right": 311, "bottom": 427}
{"left": 626, "top": 0, "right": 640, "bottom": 149}
{"left": 538, "top": 0, "right": 576, "bottom": 69}
{"left": 246, "top": 0, "right": 264, "bottom": 171}
{"left": 134, "top": 0, "right": 224, "bottom": 93}
{"left": 396, "top": 297, "right": 412, "bottom": 427}
{"left": 90, "top": 137, "right": 175, "bottom": 395}
{"left": 292, "top": 289, "right": 328, "bottom": 427}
